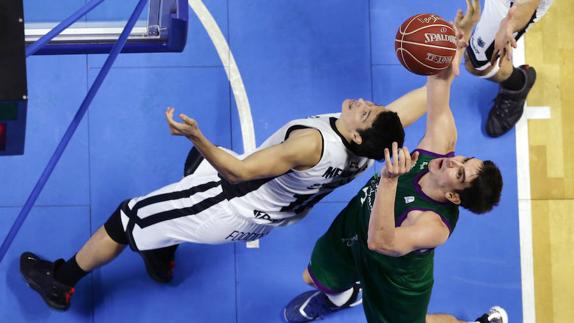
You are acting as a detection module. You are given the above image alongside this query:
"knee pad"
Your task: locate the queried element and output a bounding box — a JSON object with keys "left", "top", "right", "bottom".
{"left": 104, "top": 201, "right": 129, "bottom": 245}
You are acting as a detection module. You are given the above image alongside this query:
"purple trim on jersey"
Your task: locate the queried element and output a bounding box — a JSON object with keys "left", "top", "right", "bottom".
{"left": 307, "top": 264, "right": 346, "bottom": 294}
{"left": 413, "top": 148, "right": 455, "bottom": 158}
{"left": 396, "top": 207, "right": 454, "bottom": 235}
{"left": 413, "top": 171, "right": 453, "bottom": 206}
{"left": 412, "top": 149, "right": 456, "bottom": 205}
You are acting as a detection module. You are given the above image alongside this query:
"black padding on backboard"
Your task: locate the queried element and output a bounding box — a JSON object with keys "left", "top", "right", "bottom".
{"left": 0, "top": 0, "right": 27, "bottom": 101}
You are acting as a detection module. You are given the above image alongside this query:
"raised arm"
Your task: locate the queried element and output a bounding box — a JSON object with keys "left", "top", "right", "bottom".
{"left": 386, "top": 86, "right": 427, "bottom": 128}
{"left": 416, "top": 0, "right": 480, "bottom": 154}
{"left": 367, "top": 144, "right": 450, "bottom": 257}
{"left": 165, "top": 107, "right": 322, "bottom": 183}
{"left": 492, "top": 0, "right": 540, "bottom": 63}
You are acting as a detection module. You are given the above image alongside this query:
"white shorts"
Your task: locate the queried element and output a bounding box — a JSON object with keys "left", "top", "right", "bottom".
{"left": 467, "top": 0, "right": 553, "bottom": 70}
{"left": 119, "top": 171, "right": 273, "bottom": 251}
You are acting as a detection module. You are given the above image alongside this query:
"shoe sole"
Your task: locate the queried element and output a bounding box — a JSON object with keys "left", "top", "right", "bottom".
{"left": 21, "top": 272, "right": 70, "bottom": 310}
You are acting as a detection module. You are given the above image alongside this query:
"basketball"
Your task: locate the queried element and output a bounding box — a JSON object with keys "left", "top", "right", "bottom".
{"left": 395, "top": 14, "right": 457, "bottom": 75}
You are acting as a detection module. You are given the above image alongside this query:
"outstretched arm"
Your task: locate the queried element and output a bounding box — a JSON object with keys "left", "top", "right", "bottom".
{"left": 492, "top": 0, "right": 540, "bottom": 63}
{"left": 386, "top": 86, "right": 427, "bottom": 128}
{"left": 165, "top": 107, "right": 322, "bottom": 183}
{"left": 416, "top": 0, "right": 480, "bottom": 154}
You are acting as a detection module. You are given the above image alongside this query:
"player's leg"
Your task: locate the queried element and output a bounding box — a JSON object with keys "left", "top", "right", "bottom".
{"left": 464, "top": 0, "right": 545, "bottom": 137}
{"left": 426, "top": 306, "right": 508, "bottom": 323}
{"left": 283, "top": 207, "right": 361, "bottom": 322}
{"left": 20, "top": 202, "right": 129, "bottom": 310}
{"left": 137, "top": 148, "right": 223, "bottom": 284}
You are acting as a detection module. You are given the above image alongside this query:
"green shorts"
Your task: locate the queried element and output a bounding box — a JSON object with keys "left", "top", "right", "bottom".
{"left": 308, "top": 199, "right": 434, "bottom": 323}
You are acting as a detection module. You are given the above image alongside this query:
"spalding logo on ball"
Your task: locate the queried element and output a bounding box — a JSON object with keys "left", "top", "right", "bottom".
{"left": 395, "top": 14, "right": 457, "bottom": 75}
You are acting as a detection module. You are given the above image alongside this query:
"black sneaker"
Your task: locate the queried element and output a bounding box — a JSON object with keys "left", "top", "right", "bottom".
{"left": 282, "top": 284, "right": 362, "bottom": 322}
{"left": 139, "top": 245, "right": 178, "bottom": 283}
{"left": 486, "top": 65, "right": 537, "bottom": 137}
{"left": 20, "top": 252, "right": 75, "bottom": 310}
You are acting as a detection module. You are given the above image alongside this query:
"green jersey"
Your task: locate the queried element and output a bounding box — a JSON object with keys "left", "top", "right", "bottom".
{"left": 356, "top": 149, "right": 460, "bottom": 254}
{"left": 308, "top": 149, "right": 460, "bottom": 323}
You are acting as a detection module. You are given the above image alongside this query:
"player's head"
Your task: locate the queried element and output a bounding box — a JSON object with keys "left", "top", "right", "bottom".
{"left": 428, "top": 156, "right": 503, "bottom": 214}
{"left": 340, "top": 99, "right": 404, "bottom": 160}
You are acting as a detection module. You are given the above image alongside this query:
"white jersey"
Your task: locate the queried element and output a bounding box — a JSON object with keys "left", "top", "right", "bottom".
{"left": 119, "top": 113, "right": 374, "bottom": 250}
{"left": 223, "top": 113, "right": 373, "bottom": 226}
{"left": 468, "top": 0, "right": 553, "bottom": 69}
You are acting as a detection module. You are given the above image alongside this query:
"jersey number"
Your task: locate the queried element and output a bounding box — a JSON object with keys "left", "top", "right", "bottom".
{"left": 281, "top": 191, "right": 330, "bottom": 214}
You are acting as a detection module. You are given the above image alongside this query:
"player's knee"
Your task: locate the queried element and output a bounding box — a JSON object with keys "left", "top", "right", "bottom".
{"left": 103, "top": 200, "right": 129, "bottom": 245}
{"left": 302, "top": 268, "right": 315, "bottom": 286}
{"left": 464, "top": 58, "right": 485, "bottom": 77}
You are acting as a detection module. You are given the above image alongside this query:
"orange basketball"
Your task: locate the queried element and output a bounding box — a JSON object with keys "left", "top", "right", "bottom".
{"left": 395, "top": 14, "right": 457, "bottom": 75}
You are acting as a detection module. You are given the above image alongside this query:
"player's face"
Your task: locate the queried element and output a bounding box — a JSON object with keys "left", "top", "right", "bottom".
{"left": 428, "top": 155, "right": 483, "bottom": 191}
{"left": 340, "top": 98, "right": 384, "bottom": 133}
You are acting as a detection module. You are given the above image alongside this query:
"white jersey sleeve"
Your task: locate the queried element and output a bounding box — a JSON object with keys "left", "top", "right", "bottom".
{"left": 222, "top": 113, "right": 374, "bottom": 226}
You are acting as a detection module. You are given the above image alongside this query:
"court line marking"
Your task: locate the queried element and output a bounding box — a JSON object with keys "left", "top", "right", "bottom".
{"left": 514, "top": 36, "right": 535, "bottom": 323}
{"left": 187, "top": 0, "right": 259, "bottom": 248}
{"left": 526, "top": 106, "right": 551, "bottom": 120}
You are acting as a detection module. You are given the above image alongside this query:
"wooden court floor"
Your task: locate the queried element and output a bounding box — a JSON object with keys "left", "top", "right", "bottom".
{"left": 525, "top": 0, "right": 574, "bottom": 322}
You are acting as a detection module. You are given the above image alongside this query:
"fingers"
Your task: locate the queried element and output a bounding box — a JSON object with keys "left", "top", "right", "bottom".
{"left": 455, "top": 9, "right": 464, "bottom": 25}
{"left": 179, "top": 113, "right": 197, "bottom": 127}
{"left": 411, "top": 151, "right": 420, "bottom": 167}
{"left": 505, "top": 43, "right": 513, "bottom": 61}
{"left": 392, "top": 142, "right": 399, "bottom": 173}
{"left": 510, "top": 37, "right": 518, "bottom": 48}
{"left": 165, "top": 107, "right": 181, "bottom": 135}
{"left": 383, "top": 143, "right": 416, "bottom": 178}
{"left": 490, "top": 49, "right": 500, "bottom": 65}
{"left": 473, "top": 0, "right": 480, "bottom": 12}
{"left": 383, "top": 147, "right": 392, "bottom": 177}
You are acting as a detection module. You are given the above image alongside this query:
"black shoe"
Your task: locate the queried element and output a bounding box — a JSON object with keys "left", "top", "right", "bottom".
{"left": 139, "top": 245, "right": 178, "bottom": 283}
{"left": 20, "top": 252, "right": 75, "bottom": 310}
{"left": 486, "top": 65, "right": 537, "bottom": 137}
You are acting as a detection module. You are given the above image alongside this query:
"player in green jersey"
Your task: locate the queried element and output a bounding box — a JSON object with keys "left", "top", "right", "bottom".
{"left": 284, "top": 1, "right": 507, "bottom": 322}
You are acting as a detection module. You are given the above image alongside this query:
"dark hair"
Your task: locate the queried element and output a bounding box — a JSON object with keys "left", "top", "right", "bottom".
{"left": 456, "top": 160, "right": 503, "bottom": 214}
{"left": 349, "top": 110, "right": 404, "bottom": 160}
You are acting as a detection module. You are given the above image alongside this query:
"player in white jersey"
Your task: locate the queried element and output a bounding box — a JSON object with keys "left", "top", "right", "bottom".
{"left": 20, "top": 86, "right": 437, "bottom": 309}
{"left": 465, "top": 0, "right": 553, "bottom": 137}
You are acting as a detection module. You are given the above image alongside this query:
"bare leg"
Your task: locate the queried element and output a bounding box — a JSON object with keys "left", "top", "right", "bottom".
{"left": 464, "top": 52, "right": 514, "bottom": 83}
{"left": 75, "top": 226, "right": 126, "bottom": 272}
{"left": 302, "top": 267, "right": 316, "bottom": 286}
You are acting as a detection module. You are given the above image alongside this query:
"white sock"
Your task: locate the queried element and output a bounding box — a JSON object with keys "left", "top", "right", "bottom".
{"left": 326, "top": 287, "right": 354, "bottom": 307}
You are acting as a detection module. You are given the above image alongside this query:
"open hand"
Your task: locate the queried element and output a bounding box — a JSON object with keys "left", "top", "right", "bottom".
{"left": 491, "top": 6, "right": 517, "bottom": 66}
{"left": 454, "top": 0, "right": 481, "bottom": 43}
{"left": 381, "top": 142, "right": 419, "bottom": 179}
{"left": 165, "top": 107, "right": 203, "bottom": 141}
